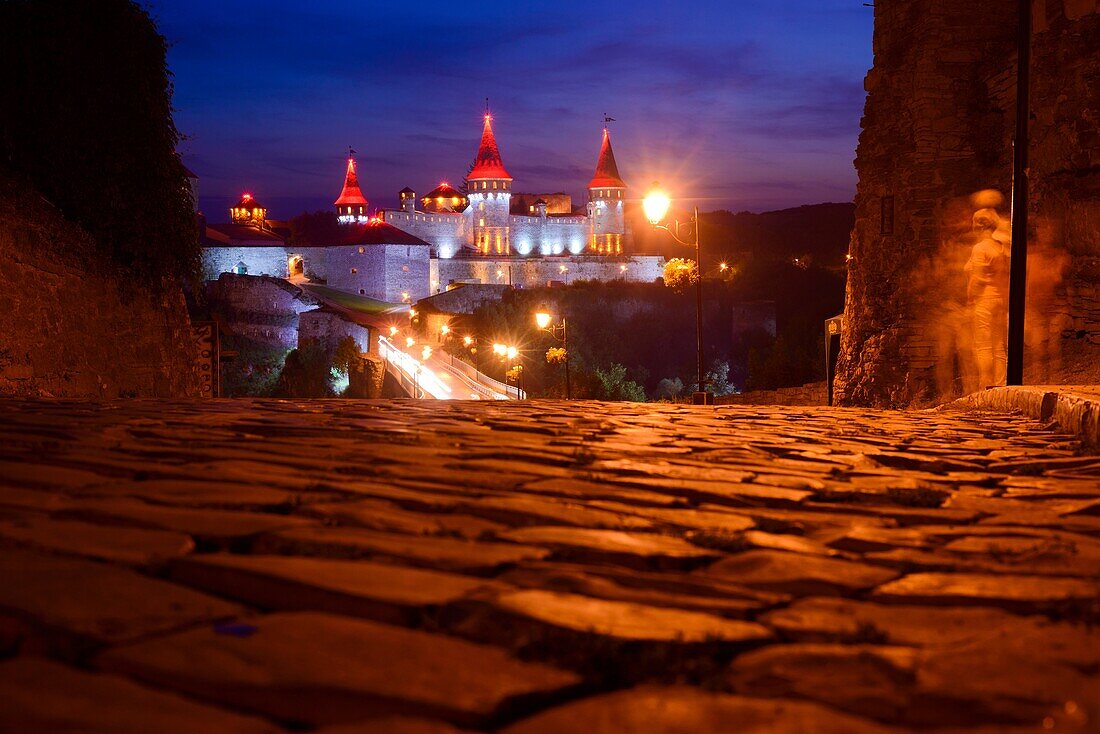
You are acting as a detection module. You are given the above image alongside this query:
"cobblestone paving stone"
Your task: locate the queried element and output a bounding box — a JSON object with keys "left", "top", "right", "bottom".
{"left": 0, "top": 398, "right": 1098, "bottom": 732}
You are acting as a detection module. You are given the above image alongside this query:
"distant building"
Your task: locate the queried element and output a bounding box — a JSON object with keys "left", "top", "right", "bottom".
{"left": 200, "top": 110, "right": 665, "bottom": 301}
{"left": 383, "top": 116, "right": 628, "bottom": 259}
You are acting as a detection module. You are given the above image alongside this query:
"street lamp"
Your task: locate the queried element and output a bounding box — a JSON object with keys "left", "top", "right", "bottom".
{"left": 534, "top": 306, "right": 570, "bottom": 399}
{"left": 642, "top": 182, "right": 711, "bottom": 405}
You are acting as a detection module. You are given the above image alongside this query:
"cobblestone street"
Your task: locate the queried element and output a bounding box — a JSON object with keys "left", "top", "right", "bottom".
{"left": 1, "top": 398, "right": 1098, "bottom": 732}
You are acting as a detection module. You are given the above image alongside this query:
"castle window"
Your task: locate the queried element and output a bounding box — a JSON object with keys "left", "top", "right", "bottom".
{"left": 351, "top": 268, "right": 358, "bottom": 274}
{"left": 359, "top": 289, "right": 365, "bottom": 295}
{"left": 358, "top": 246, "right": 365, "bottom": 254}
{"left": 492, "top": 181, "right": 498, "bottom": 189}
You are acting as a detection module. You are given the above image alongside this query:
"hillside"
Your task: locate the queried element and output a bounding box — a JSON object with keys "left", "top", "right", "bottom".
{"left": 631, "top": 202, "right": 855, "bottom": 267}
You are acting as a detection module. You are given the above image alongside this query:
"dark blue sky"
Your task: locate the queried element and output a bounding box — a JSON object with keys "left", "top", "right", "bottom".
{"left": 151, "top": 1, "right": 872, "bottom": 219}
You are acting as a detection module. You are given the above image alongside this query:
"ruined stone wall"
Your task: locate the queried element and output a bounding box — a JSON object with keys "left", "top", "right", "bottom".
{"left": 836, "top": 1, "right": 1100, "bottom": 406}
{"left": 0, "top": 178, "right": 199, "bottom": 398}
{"left": 204, "top": 274, "right": 317, "bottom": 350}
{"left": 298, "top": 310, "right": 374, "bottom": 356}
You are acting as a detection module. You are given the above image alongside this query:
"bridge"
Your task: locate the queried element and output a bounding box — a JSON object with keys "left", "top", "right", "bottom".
{"left": 378, "top": 337, "right": 524, "bottom": 400}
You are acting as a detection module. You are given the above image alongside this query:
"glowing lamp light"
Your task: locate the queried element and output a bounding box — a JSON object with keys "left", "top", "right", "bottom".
{"left": 463, "top": 335, "right": 474, "bottom": 347}
{"left": 389, "top": 326, "right": 398, "bottom": 336}
{"left": 535, "top": 310, "right": 553, "bottom": 330}
{"left": 441, "top": 323, "right": 450, "bottom": 335}
{"left": 421, "top": 346, "right": 433, "bottom": 361}
{"left": 642, "top": 183, "right": 671, "bottom": 225}
{"left": 406, "top": 337, "right": 416, "bottom": 348}
{"left": 409, "top": 309, "right": 418, "bottom": 318}
{"left": 492, "top": 343, "right": 506, "bottom": 356}
{"left": 559, "top": 265, "right": 568, "bottom": 274}
{"left": 720, "top": 262, "right": 729, "bottom": 271}
{"left": 506, "top": 346, "right": 518, "bottom": 360}
{"left": 620, "top": 264, "right": 628, "bottom": 272}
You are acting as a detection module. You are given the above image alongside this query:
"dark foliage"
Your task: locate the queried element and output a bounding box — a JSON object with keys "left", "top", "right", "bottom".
{"left": 0, "top": 0, "right": 198, "bottom": 286}
{"left": 630, "top": 202, "right": 855, "bottom": 267}
{"left": 273, "top": 343, "right": 336, "bottom": 398}
{"left": 462, "top": 256, "right": 844, "bottom": 398}
{"left": 288, "top": 210, "right": 344, "bottom": 248}
{"left": 219, "top": 335, "right": 287, "bottom": 398}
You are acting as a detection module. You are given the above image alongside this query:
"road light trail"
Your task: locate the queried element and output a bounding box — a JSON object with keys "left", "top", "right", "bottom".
{"left": 378, "top": 337, "right": 518, "bottom": 400}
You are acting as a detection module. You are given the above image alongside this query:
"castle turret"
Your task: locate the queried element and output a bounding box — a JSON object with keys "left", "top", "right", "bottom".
{"left": 334, "top": 155, "right": 369, "bottom": 223}
{"left": 466, "top": 114, "right": 512, "bottom": 255}
{"left": 230, "top": 192, "right": 266, "bottom": 227}
{"left": 587, "top": 128, "right": 627, "bottom": 255}
{"left": 399, "top": 187, "right": 416, "bottom": 213}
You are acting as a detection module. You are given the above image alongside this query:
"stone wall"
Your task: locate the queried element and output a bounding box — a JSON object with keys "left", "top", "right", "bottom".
{"left": 202, "top": 246, "right": 292, "bottom": 281}
{"left": 432, "top": 255, "right": 665, "bottom": 291}
{"left": 715, "top": 381, "right": 828, "bottom": 407}
{"left": 298, "top": 310, "right": 374, "bottom": 356}
{"left": 324, "top": 244, "right": 432, "bottom": 303}
{"left": 204, "top": 274, "right": 317, "bottom": 350}
{"left": 0, "top": 178, "right": 199, "bottom": 398}
{"left": 383, "top": 209, "right": 468, "bottom": 259}
{"left": 836, "top": 1, "right": 1100, "bottom": 406}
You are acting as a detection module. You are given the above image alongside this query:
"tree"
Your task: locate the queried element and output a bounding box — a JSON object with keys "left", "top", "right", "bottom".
{"left": 655, "top": 377, "right": 684, "bottom": 400}
{"left": 0, "top": 0, "right": 199, "bottom": 287}
{"left": 331, "top": 336, "right": 362, "bottom": 379}
{"left": 274, "top": 344, "right": 336, "bottom": 398}
{"left": 595, "top": 363, "right": 646, "bottom": 402}
{"left": 695, "top": 360, "right": 737, "bottom": 396}
{"left": 662, "top": 258, "right": 698, "bottom": 294}
{"left": 288, "top": 210, "right": 346, "bottom": 248}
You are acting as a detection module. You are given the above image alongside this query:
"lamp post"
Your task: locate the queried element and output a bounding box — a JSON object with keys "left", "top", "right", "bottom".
{"left": 534, "top": 307, "right": 570, "bottom": 400}
{"left": 1007, "top": 0, "right": 1031, "bottom": 386}
{"left": 642, "top": 184, "right": 710, "bottom": 405}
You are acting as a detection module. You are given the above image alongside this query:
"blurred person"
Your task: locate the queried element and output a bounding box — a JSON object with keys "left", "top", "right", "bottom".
{"left": 965, "top": 208, "right": 1009, "bottom": 387}
{"left": 1026, "top": 217, "right": 1070, "bottom": 383}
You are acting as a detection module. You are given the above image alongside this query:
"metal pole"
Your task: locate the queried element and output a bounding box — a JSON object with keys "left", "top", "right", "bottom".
{"left": 563, "top": 318, "right": 572, "bottom": 400}
{"left": 695, "top": 206, "right": 705, "bottom": 396}
{"left": 1007, "top": 0, "right": 1031, "bottom": 385}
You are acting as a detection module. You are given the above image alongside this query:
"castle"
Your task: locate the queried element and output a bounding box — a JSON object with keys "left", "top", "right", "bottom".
{"left": 378, "top": 114, "right": 627, "bottom": 259}
{"left": 201, "top": 114, "right": 665, "bottom": 303}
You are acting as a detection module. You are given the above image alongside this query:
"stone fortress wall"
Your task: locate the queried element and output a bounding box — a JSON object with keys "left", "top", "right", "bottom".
{"left": 433, "top": 255, "right": 666, "bottom": 291}
{"left": 835, "top": 1, "right": 1100, "bottom": 406}
{"left": 383, "top": 209, "right": 468, "bottom": 260}
{"left": 0, "top": 177, "right": 200, "bottom": 398}
{"left": 204, "top": 243, "right": 665, "bottom": 301}
{"left": 204, "top": 274, "right": 318, "bottom": 350}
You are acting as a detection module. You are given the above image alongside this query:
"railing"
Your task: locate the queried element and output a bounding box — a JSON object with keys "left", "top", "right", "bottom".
{"left": 378, "top": 337, "right": 524, "bottom": 400}
{"left": 439, "top": 349, "right": 525, "bottom": 400}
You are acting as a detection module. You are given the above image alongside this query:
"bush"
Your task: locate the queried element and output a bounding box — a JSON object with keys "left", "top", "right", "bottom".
{"left": 0, "top": 0, "right": 199, "bottom": 286}
{"left": 274, "top": 344, "right": 336, "bottom": 398}
{"left": 595, "top": 363, "right": 647, "bottom": 402}
{"left": 663, "top": 258, "right": 698, "bottom": 294}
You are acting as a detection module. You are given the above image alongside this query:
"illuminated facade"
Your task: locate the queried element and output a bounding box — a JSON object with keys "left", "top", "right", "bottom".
{"left": 381, "top": 116, "right": 629, "bottom": 259}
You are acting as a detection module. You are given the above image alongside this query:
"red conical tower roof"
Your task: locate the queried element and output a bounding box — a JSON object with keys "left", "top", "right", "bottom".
{"left": 468, "top": 114, "right": 512, "bottom": 181}
{"left": 588, "top": 128, "right": 626, "bottom": 189}
{"left": 334, "top": 156, "right": 369, "bottom": 206}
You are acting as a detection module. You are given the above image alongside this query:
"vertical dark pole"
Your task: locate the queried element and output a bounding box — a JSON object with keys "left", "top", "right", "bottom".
{"left": 1007, "top": 0, "right": 1031, "bottom": 385}
{"left": 695, "top": 207, "right": 705, "bottom": 396}
{"left": 563, "top": 318, "right": 572, "bottom": 400}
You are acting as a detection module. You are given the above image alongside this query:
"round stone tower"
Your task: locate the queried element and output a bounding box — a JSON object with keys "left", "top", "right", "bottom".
{"left": 466, "top": 114, "right": 513, "bottom": 255}
{"left": 587, "top": 128, "right": 627, "bottom": 255}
